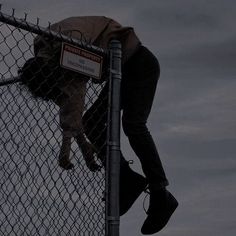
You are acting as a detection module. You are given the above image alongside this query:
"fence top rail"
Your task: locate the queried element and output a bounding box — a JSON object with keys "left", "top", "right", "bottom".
{"left": 0, "top": 9, "right": 108, "bottom": 56}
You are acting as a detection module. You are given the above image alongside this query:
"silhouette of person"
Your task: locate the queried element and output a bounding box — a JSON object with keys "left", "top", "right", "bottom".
{"left": 22, "top": 16, "right": 178, "bottom": 235}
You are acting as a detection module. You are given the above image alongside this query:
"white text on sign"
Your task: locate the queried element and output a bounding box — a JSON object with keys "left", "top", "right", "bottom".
{"left": 60, "top": 43, "right": 103, "bottom": 80}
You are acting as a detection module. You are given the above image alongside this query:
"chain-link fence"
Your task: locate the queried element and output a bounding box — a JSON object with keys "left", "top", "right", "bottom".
{"left": 0, "top": 8, "right": 121, "bottom": 236}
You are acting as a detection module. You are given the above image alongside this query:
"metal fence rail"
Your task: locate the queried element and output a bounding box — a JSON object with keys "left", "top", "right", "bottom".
{"left": 0, "top": 8, "right": 121, "bottom": 236}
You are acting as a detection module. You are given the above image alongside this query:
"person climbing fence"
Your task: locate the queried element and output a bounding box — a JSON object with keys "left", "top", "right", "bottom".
{"left": 29, "top": 16, "right": 178, "bottom": 235}
{"left": 0, "top": 8, "right": 178, "bottom": 235}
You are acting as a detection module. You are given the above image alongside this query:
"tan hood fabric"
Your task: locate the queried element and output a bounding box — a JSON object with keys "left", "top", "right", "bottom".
{"left": 35, "top": 16, "right": 141, "bottom": 62}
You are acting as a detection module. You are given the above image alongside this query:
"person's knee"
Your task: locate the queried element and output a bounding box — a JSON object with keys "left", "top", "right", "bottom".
{"left": 122, "top": 118, "right": 148, "bottom": 137}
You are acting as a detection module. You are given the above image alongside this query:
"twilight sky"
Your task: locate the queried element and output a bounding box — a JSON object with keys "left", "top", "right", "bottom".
{"left": 1, "top": 0, "right": 236, "bottom": 235}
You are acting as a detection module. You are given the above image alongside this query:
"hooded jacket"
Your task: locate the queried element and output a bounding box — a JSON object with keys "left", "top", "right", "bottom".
{"left": 34, "top": 16, "right": 141, "bottom": 63}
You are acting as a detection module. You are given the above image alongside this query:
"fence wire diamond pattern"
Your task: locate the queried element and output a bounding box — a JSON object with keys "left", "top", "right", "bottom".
{"left": 0, "top": 11, "right": 108, "bottom": 236}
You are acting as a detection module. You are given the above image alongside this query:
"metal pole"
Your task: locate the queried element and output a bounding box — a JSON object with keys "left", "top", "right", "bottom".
{"left": 106, "top": 40, "right": 122, "bottom": 236}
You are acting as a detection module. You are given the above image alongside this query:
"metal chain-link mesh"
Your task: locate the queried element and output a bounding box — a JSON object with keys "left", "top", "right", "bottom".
{"left": 0, "top": 10, "right": 109, "bottom": 236}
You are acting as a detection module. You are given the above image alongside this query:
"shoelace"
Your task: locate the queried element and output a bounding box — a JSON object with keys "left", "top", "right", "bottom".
{"left": 143, "top": 186, "right": 150, "bottom": 214}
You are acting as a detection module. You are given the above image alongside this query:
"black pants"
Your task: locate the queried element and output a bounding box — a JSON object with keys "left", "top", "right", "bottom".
{"left": 83, "top": 46, "right": 169, "bottom": 189}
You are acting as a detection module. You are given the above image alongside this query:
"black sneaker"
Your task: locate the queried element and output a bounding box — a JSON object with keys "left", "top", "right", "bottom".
{"left": 141, "top": 189, "right": 178, "bottom": 235}
{"left": 120, "top": 164, "right": 148, "bottom": 216}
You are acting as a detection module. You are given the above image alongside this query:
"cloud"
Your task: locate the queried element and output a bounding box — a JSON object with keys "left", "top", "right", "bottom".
{"left": 1, "top": 1, "right": 236, "bottom": 236}
{"left": 151, "top": 78, "right": 236, "bottom": 142}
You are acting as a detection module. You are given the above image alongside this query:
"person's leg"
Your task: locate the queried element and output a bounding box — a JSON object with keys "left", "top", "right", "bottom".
{"left": 121, "top": 46, "right": 178, "bottom": 234}
{"left": 82, "top": 83, "right": 109, "bottom": 165}
{"left": 82, "top": 83, "right": 138, "bottom": 168}
{"left": 121, "top": 46, "right": 168, "bottom": 189}
{"left": 83, "top": 83, "right": 147, "bottom": 216}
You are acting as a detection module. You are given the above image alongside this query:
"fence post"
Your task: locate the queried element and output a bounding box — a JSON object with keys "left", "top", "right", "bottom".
{"left": 106, "top": 40, "right": 122, "bottom": 236}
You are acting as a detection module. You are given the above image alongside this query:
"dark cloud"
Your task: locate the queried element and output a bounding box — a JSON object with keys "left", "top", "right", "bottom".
{"left": 160, "top": 34, "right": 236, "bottom": 79}
{"left": 1, "top": 1, "right": 236, "bottom": 235}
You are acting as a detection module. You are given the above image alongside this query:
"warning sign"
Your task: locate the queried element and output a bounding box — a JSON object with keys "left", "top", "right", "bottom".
{"left": 60, "top": 43, "right": 103, "bottom": 80}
